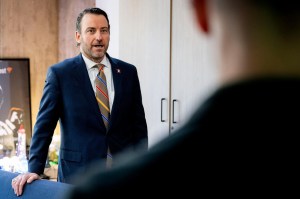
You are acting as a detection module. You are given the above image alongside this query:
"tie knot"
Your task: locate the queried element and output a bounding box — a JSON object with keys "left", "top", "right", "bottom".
{"left": 96, "top": 64, "right": 105, "bottom": 72}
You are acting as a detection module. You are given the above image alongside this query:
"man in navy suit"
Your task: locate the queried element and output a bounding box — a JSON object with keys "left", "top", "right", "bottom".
{"left": 63, "top": 0, "right": 300, "bottom": 198}
{"left": 12, "top": 7, "right": 147, "bottom": 196}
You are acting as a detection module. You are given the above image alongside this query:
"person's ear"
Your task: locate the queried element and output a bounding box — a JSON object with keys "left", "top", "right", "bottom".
{"left": 75, "top": 31, "right": 81, "bottom": 46}
{"left": 193, "top": 0, "right": 209, "bottom": 33}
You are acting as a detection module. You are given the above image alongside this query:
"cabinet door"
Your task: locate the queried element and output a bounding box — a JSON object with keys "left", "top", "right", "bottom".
{"left": 119, "top": 0, "right": 171, "bottom": 147}
{"left": 170, "top": 0, "right": 219, "bottom": 132}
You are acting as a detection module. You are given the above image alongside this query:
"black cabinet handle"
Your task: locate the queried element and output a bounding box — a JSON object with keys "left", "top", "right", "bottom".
{"left": 172, "top": 99, "right": 178, "bottom": 123}
{"left": 161, "top": 98, "right": 167, "bottom": 122}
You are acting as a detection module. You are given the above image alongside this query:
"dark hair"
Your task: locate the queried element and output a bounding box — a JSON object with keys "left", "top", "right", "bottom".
{"left": 76, "top": 7, "right": 110, "bottom": 33}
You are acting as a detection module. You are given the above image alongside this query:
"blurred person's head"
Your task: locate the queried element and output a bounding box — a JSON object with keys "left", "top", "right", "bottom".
{"left": 192, "top": 0, "right": 300, "bottom": 84}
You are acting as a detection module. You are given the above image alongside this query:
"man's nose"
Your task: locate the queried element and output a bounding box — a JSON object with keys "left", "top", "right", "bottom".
{"left": 95, "top": 31, "right": 103, "bottom": 40}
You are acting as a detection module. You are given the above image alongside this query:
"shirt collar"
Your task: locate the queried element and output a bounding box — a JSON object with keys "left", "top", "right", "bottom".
{"left": 81, "top": 53, "right": 110, "bottom": 69}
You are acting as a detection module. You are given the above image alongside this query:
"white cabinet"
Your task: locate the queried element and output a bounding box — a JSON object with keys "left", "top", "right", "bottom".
{"left": 99, "top": 0, "right": 219, "bottom": 147}
{"left": 119, "top": 0, "right": 172, "bottom": 147}
{"left": 170, "top": 0, "right": 218, "bottom": 133}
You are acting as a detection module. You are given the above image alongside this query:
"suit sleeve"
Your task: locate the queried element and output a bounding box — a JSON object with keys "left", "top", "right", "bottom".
{"left": 132, "top": 68, "right": 148, "bottom": 150}
{"left": 28, "top": 67, "right": 61, "bottom": 175}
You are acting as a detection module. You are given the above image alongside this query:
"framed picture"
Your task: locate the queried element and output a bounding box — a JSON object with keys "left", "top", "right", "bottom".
{"left": 0, "top": 58, "right": 32, "bottom": 160}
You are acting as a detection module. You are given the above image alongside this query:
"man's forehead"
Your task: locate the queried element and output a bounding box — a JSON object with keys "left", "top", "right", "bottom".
{"left": 81, "top": 14, "right": 108, "bottom": 27}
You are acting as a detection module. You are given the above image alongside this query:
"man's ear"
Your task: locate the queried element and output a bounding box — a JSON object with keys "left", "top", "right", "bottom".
{"left": 75, "top": 31, "right": 81, "bottom": 46}
{"left": 193, "top": 0, "right": 209, "bottom": 33}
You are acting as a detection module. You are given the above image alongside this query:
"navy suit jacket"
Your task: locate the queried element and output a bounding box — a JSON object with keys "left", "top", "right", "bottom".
{"left": 28, "top": 54, "right": 148, "bottom": 183}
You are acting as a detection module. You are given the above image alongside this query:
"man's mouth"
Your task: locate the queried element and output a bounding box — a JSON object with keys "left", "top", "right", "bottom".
{"left": 93, "top": 44, "right": 104, "bottom": 48}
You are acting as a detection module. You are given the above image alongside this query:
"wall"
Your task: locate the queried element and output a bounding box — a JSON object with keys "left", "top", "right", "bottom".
{"left": 58, "top": 0, "right": 95, "bottom": 61}
{"left": 0, "top": 0, "right": 95, "bottom": 139}
{"left": 0, "top": 0, "right": 58, "bottom": 140}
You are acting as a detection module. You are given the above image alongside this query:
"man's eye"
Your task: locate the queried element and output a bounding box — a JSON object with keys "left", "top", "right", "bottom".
{"left": 87, "top": 29, "right": 95, "bottom": 33}
{"left": 101, "top": 29, "right": 108, "bottom": 34}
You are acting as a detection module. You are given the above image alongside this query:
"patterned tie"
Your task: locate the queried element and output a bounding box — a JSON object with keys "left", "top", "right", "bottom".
{"left": 95, "top": 64, "right": 112, "bottom": 168}
{"left": 95, "top": 64, "right": 110, "bottom": 130}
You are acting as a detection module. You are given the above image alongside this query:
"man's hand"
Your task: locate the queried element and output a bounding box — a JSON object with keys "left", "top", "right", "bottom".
{"left": 11, "top": 172, "right": 40, "bottom": 196}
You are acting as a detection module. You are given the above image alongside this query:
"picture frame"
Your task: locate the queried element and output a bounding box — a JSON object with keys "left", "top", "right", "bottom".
{"left": 0, "top": 58, "right": 32, "bottom": 160}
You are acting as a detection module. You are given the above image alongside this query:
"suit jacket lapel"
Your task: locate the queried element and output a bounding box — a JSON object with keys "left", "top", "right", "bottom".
{"left": 70, "top": 54, "right": 123, "bottom": 132}
{"left": 71, "top": 54, "right": 106, "bottom": 127}
{"left": 108, "top": 56, "right": 123, "bottom": 128}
